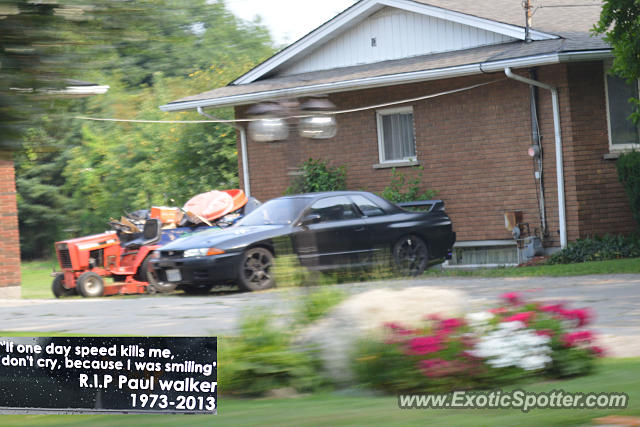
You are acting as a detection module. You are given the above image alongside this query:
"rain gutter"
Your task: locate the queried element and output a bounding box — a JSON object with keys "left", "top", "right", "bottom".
{"left": 504, "top": 67, "right": 567, "bottom": 248}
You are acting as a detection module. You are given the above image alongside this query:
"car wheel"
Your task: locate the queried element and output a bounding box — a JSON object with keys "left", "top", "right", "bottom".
{"left": 76, "top": 271, "right": 105, "bottom": 298}
{"left": 182, "top": 284, "right": 214, "bottom": 295}
{"left": 51, "top": 273, "right": 75, "bottom": 298}
{"left": 140, "top": 257, "right": 176, "bottom": 294}
{"left": 393, "top": 235, "right": 428, "bottom": 276}
{"left": 238, "top": 247, "right": 275, "bottom": 292}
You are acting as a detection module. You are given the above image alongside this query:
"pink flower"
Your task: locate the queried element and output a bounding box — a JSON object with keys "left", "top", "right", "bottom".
{"left": 503, "top": 311, "right": 536, "bottom": 325}
{"left": 501, "top": 292, "right": 522, "bottom": 305}
{"left": 407, "top": 336, "right": 442, "bottom": 355}
{"left": 562, "top": 330, "right": 593, "bottom": 347}
{"left": 418, "top": 358, "right": 450, "bottom": 377}
{"left": 384, "top": 322, "right": 418, "bottom": 336}
{"left": 590, "top": 346, "right": 605, "bottom": 357}
{"left": 535, "top": 329, "right": 554, "bottom": 337}
{"left": 539, "top": 303, "right": 565, "bottom": 314}
{"left": 384, "top": 322, "right": 405, "bottom": 330}
{"left": 489, "top": 307, "right": 508, "bottom": 315}
{"left": 437, "top": 318, "right": 466, "bottom": 335}
{"left": 561, "top": 308, "right": 592, "bottom": 327}
{"left": 425, "top": 313, "right": 442, "bottom": 322}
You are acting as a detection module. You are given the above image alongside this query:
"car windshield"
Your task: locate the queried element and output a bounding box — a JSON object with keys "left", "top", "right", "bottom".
{"left": 236, "top": 197, "right": 309, "bottom": 226}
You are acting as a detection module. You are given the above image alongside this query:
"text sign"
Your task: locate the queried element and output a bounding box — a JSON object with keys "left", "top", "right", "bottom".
{"left": 0, "top": 337, "right": 217, "bottom": 414}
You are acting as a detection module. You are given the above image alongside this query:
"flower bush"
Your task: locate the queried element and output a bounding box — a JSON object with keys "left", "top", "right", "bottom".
{"left": 352, "top": 292, "right": 602, "bottom": 393}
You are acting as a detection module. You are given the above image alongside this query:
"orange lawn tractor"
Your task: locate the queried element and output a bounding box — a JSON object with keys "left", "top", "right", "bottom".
{"left": 52, "top": 189, "right": 257, "bottom": 298}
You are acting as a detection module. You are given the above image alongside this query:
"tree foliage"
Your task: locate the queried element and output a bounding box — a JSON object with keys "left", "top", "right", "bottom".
{"left": 594, "top": 0, "right": 640, "bottom": 122}
{"left": 7, "top": 0, "right": 276, "bottom": 259}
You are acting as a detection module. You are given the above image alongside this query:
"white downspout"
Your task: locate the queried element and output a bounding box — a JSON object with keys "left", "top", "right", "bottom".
{"left": 197, "top": 107, "right": 251, "bottom": 197}
{"left": 504, "top": 67, "right": 567, "bottom": 248}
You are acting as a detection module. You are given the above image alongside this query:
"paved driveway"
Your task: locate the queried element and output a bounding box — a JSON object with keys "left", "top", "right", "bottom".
{"left": 1, "top": 274, "right": 639, "bottom": 356}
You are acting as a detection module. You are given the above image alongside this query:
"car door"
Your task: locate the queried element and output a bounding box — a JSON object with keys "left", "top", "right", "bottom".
{"left": 349, "top": 194, "right": 396, "bottom": 262}
{"left": 293, "top": 196, "right": 368, "bottom": 269}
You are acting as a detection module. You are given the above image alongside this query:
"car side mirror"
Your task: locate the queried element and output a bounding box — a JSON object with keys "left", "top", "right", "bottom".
{"left": 300, "top": 213, "right": 321, "bottom": 226}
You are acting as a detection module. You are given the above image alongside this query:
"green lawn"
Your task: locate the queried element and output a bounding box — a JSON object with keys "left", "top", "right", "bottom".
{"left": 1, "top": 358, "right": 638, "bottom": 426}
{"left": 427, "top": 257, "right": 640, "bottom": 277}
{"left": 21, "top": 260, "right": 59, "bottom": 299}
{"left": 20, "top": 257, "right": 640, "bottom": 300}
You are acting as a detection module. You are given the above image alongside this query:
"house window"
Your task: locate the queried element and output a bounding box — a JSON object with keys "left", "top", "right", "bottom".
{"left": 604, "top": 66, "right": 640, "bottom": 149}
{"left": 376, "top": 106, "right": 416, "bottom": 163}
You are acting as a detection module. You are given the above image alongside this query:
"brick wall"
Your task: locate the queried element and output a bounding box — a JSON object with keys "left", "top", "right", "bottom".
{"left": 0, "top": 152, "right": 21, "bottom": 295}
{"left": 236, "top": 62, "right": 636, "bottom": 247}
{"left": 565, "top": 62, "right": 636, "bottom": 236}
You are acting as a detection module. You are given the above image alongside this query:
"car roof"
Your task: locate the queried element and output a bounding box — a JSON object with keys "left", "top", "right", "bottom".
{"left": 278, "top": 191, "right": 376, "bottom": 200}
{"left": 275, "top": 190, "right": 402, "bottom": 213}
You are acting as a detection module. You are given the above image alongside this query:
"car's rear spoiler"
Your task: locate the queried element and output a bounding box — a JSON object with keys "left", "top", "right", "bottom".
{"left": 397, "top": 199, "right": 445, "bottom": 212}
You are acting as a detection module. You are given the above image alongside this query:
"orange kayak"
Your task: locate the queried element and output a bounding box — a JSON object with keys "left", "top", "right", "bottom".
{"left": 183, "top": 189, "right": 248, "bottom": 222}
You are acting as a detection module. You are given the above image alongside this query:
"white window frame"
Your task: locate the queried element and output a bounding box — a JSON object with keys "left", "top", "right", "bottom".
{"left": 603, "top": 62, "right": 640, "bottom": 151}
{"left": 376, "top": 106, "right": 417, "bottom": 164}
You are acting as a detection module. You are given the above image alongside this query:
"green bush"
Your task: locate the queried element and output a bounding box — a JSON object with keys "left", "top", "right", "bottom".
{"left": 296, "top": 286, "right": 346, "bottom": 325}
{"left": 617, "top": 151, "right": 640, "bottom": 227}
{"left": 219, "top": 313, "right": 328, "bottom": 397}
{"left": 379, "top": 166, "right": 437, "bottom": 203}
{"left": 285, "top": 158, "right": 346, "bottom": 195}
{"left": 547, "top": 234, "right": 640, "bottom": 264}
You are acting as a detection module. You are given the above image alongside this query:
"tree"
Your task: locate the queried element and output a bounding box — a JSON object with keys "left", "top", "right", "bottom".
{"left": 0, "top": 1, "right": 70, "bottom": 150}
{"left": 10, "top": 0, "right": 276, "bottom": 258}
{"left": 594, "top": 0, "right": 640, "bottom": 122}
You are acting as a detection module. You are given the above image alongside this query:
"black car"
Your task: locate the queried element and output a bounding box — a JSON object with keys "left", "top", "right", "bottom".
{"left": 149, "top": 191, "right": 455, "bottom": 293}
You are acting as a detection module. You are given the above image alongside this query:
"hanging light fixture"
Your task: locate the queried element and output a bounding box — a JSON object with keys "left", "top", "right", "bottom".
{"left": 247, "top": 102, "right": 288, "bottom": 142}
{"left": 298, "top": 96, "right": 337, "bottom": 139}
{"left": 247, "top": 96, "right": 338, "bottom": 142}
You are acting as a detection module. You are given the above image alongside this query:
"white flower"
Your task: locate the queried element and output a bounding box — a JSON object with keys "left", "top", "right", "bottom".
{"left": 471, "top": 322, "right": 552, "bottom": 371}
{"left": 466, "top": 311, "right": 494, "bottom": 324}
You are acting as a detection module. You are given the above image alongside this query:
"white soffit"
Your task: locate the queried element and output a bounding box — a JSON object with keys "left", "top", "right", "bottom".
{"left": 233, "top": 0, "right": 558, "bottom": 85}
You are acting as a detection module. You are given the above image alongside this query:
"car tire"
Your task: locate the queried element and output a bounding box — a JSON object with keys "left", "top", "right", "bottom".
{"left": 182, "top": 283, "right": 214, "bottom": 295}
{"left": 140, "top": 257, "right": 176, "bottom": 294}
{"left": 76, "top": 271, "right": 105, "bottom": 298}
{"left": 51, "top": 273, "right": 75, "bottom": 298}
{"left": 393, "top": 235, "right": 428, "bottom": 276}
{"left": 237, "top": 247, "right": 275, "bottom": 292}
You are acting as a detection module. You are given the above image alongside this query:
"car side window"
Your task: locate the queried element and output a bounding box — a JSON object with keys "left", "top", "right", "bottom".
{"left": 308, "top": 196, "right": 359, "bottom": 222}
{"left": 350, "top": 195, "right": 386, "bottom": 217}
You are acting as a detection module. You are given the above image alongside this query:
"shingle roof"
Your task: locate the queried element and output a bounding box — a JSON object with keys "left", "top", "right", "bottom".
{"left": 161, "top": 0, "right": 608, "bottom": 111}
{"left": 414, "top": 0, "right": 605, "bottom": 49}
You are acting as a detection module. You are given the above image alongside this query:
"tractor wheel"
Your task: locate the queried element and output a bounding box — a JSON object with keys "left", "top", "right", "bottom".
{"left": 140, "top": 257, "right": 176, "bottom": 294}
{"left": 51, "top": 273, "right": 75, "bottom": 298}
{"left": 76, "top": 272, "right": 105, "bottom": 298}
{"left": 237, "top": 247, "right": 275, "bottom": 292}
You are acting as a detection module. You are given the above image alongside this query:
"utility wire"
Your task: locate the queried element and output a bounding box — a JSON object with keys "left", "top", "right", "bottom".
{"left": 74, "top": 79, "right": 503, "bottom": 124}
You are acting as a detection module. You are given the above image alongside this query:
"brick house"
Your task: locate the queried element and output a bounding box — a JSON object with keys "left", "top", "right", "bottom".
{"left": 161, "top": 0, "right": 637, "bottom": 264}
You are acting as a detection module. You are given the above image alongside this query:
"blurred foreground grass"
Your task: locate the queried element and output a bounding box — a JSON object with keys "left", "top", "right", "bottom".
{"left": 20, "top": 257, "right": 640, "bottom": 300}
{"left": 0, "top": 358, "right": 638, "bottom": 426}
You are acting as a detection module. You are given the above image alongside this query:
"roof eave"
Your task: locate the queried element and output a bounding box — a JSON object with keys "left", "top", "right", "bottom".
{"left": 232, "top": 0, "right": 558, "bottom": 86}
{"left": 159, "top": 49, "right": 611, "bottom": 112}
